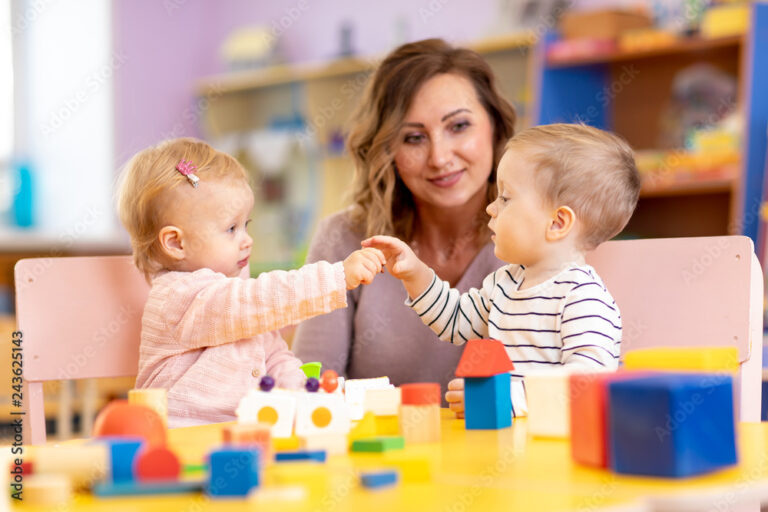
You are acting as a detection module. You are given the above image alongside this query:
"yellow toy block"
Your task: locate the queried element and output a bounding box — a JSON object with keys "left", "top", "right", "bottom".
{"left": 374, "top": 415, "right": 400, "bottom": 436}
{"left": 272, "top": 435, "right": 300, "bottom": 452}
{"left": 265, "top": 461, "right": 329, "bottom": 496}
{"left": 622, "top": 346, "right": 739, "bottom": 373}
{"left": 382, "top": 453, "right": 431, "bottom": 482}
{"left": 348, "top": 411, "right": 378, "bottom": 440}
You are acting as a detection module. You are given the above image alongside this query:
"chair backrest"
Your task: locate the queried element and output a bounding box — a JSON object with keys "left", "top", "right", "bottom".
{"left": 586, "top": 235, "right": 763, "bottom": 421}
{"left": 15, "top": 255, "right": 149, "bottom": 444}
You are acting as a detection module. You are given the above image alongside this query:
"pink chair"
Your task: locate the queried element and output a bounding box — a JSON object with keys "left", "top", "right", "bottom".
{"left": 587, "top": 235, "right": 764, "bottom": 422}
{"left": 15, "top": 255, "right": 149, "bottom": 445}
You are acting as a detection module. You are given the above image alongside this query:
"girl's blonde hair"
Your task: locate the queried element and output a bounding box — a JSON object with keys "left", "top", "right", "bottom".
{"left": 115, "top": 137, "right": 249, "bottom": 280}
{"left": 347, "top": 38, "right": 517, "bottom": 241}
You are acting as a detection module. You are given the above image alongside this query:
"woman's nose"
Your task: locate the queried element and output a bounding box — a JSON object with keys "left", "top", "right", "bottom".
{"left": 428, "top": 136, "right": 452, "bottom": 169}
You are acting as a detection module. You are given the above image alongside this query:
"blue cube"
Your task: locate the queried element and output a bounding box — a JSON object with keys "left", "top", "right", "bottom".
{"left": 93, "top": 436, "right": 143, "bottom": 483}
{"left": 608, "top": 373, "right": 737, "bottom": 477}
{"left": 207, "top": 448, "right": 260, "bottom": 497}
{"left": 464, "top": 373, "right": 512, "bottom": 430}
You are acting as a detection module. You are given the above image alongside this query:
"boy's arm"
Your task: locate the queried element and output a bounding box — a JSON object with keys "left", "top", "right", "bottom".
{"left": 560, "top": 285, "right": 622, "bottom": 369}
{"left": 163, "top": 262, "right": 348, "bottom": 349}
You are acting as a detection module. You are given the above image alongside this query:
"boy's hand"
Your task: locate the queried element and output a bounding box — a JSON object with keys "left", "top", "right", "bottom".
{"left": 445, "top": 378, "right": 465, "bottom": 418}
{"left": 361, "top": 235, "right": 433, "bottom": 299}
{"left": 343, "top": 247, "right": 386, "bottom": 290}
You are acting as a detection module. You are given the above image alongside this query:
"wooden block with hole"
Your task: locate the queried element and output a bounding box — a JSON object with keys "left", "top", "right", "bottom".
{"left": 294, "top": 392, "right": 350, "bottom": 437}
{"left": 236, "top": 389, "right": 298, "bottom": 438}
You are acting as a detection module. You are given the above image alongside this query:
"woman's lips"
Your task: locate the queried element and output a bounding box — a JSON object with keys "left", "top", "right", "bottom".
{"left": 428, "top": 169, "right": 464, "bottom": 188}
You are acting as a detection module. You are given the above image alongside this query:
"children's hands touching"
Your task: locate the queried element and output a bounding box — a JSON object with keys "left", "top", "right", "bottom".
{"left": 343, "top": 247, "right": 386, "bottom": 290}
{"left": 361, "top": 235, "right": 433, "bottom": 299}
{"left": 445, "top": 378, "right": 465, "bottom": 418}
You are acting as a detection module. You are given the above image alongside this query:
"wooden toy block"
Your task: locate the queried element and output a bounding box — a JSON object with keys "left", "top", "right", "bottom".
{"left": 299, "top": 433, "right": 348, "bottom": 455}
{"left": 93, "top": 400, "right": 167, "bottom": 447}
{"left": 300, "top": 361, "right": 322, "bottom": 378}
{"left": 274, "top": 449, "right": 326, "bottom": 463}
{"left": 128, "top": 388, "right": 168, "bottom": 427}
{"left": 399, "top": 383, "right": 441, "bottom": 443}
{"left": 93, "top": 480, "right": 204, "bottom": 496}
{"left": 222, "top": 422, "right": 272, "bottom": 464}
{"left": 207, "top": 448, "right": 260, "bottom": 497}
{"left": 608, "top": 373, "right": 737, "bottom": 477}
{"left": 363, "top": 387, "right": 401, "bottom": 416}
{"left": 349, "top": 411, "right": 378, "bottom": 440}
{"left": 95, "top": 436, "right": 144, "bottom": 483}
{"left": 463, "top": 374, "right": 511, "bottom": 430}
{"left": 569, "top": 371, "right": 650, "bottom": 468}
{"left": 374, "top": 415, "right": 400, "bottom": 436}
{"left": 360, "top": 469, "right": 399, "bottom": 489}
{"left": 622, "top": 346, "right": 739, "bottom": 372}
{"left": 455, "top": 339, "right": 514, "bottom": 430}
{"left": 135, "top": 446, "right": 181, "bottom": 482}
{"left": 344, "top": 377, "right": 392, "bottom": 420}
{"left": 351, "top": 436, "right": 405, "bottom": 453}
{"left": 236, "top": 389, "right": 298, "bottom": 438}
{"left": 294, "top": 392, "right": 351, "bottom": 437}
{"left": 525, "top": 369, "right": 572, "bottom": 438}
{"left": 272, "top": 435, "right": 300, "bottom": 452}
{"left": 22, "top": 474, "right": 72, "bottom": 506}
{"left": 33, "top": 444, "right": 109, "bottom": 490}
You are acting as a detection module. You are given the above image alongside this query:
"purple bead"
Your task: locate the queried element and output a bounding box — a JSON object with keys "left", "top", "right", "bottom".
{"left": 305, "top": 377, "right": 320, "bottom": 392}
{"left": 259, "top": 375, "right": 275, "bottom": 392}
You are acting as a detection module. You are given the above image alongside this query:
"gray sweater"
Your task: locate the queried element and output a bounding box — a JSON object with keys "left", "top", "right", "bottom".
{"left": 292, "top": 210, "right": 504, "bottom": 401}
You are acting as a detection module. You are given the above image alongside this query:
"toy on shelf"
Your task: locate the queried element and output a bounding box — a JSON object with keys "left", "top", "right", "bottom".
{"left": 455, "top": 339, "right": 514, "bottom": 430}
{"left": 525, "top": 369, "right": 574, "bottom": 438}
{"left": 92, "top": 400, "right": 167, "bottom": 447}
{"left": 608, "top": 373, "right": 737, "bottom": 477}
{"left": 399, "top": 383, "right": 440, "bottom": 443}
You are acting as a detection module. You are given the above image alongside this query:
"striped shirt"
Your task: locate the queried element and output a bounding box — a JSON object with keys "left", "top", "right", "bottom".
{"left": 407, "top": 263, "right": 621, "bottom": 415}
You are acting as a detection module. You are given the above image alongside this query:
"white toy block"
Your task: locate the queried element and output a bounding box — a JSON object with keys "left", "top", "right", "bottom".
{"left": 299, "top": 433, "right": 348, "bottom": 455}
{"left": 236, "top": 389, "right": 298, "bottom": 438}
{"left": 32, "top": 444, "right": 110, "bottom": 490}
{"left": 22, "top": 474, "right": 72, "bottom": 506}
{"left": 294, "top": 393, "right": 351, "bottom": 437}
{"left": 344, "top": 377, "right": 392, "bottom": 420}
{"left": 363, "top": 387, "right": 402, "bottom": 416}
{"left": 524, "top": 369, "right": 574, "bottom": 438}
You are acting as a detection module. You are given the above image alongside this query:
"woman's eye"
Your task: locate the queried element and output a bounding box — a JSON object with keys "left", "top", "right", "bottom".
{"left": 451, "top": 120, "right": 470, "bottom": 132}
{"left": 404, "top": 133, "right": 424, "bottom": 144}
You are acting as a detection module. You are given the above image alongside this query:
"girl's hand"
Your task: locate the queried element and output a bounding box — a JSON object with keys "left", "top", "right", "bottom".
{"left": 361, "top": 236, "right": 433, "bottom": 299}
{"left": 445, "top": 378, "right": 465, "bottom": 419}
{"left": 343, "top": 247, "right": 386, "bottom": 290}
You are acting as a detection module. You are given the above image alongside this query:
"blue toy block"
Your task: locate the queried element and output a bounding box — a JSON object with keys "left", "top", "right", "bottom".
{"left": 207, "top": 448, "right": 260, "bottom": 497}
{"left": 360, "top": 470, "right": 399, "bottom": 489}
{"left": 274, "top": 449, "right": 326, "bottom": 463}
{"left": 464, "top": 373, "right": 512, "bottom": 430}
{"left": 93, "top": 436, "right": 144, "bottom": 483}
{"left": 608, "top": 373, "right": 737, "bottom": 478}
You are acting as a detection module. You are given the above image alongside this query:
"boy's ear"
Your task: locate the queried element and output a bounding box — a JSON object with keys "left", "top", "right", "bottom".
{"left": 546, "top": 206, "right": 576, "bottom": 242}
{"left": 158, "top": 226, "right": 185, "bottom": 261}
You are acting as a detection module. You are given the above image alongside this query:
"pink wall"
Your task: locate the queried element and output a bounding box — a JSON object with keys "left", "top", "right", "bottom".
{"left": 112, "top": 0, "right": 500, "bottom": 165}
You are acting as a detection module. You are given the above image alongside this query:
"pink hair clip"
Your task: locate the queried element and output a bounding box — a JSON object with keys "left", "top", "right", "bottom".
{"left": 176, "top": 159, "right": 199, "bottom": 188}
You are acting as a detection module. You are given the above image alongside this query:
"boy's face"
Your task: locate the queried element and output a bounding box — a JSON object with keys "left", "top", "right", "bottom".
{"left": 167, "top": 179, "right": 255, "bottom": 278}
{"left": 486, "top": 150, "right": 553, "bottom": 265}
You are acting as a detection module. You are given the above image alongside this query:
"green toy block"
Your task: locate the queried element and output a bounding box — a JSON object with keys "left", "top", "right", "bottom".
{"left": 351, "top": 436, "right": 405, "bottom": 453}
{"left": 300, "top": 362, "right": 322, "bottom": 379}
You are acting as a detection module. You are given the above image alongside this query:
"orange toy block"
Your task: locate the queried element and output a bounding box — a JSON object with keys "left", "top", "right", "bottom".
{"left": 222, "top": 423, "right": 272, "bottom": 463}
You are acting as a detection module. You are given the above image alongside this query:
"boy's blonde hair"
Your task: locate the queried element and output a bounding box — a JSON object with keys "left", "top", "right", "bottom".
{"left": 116, "top": 137, "right": 250, "bottom": 280}
{"left": 506, "top": 123, "right": 640, "bottom": 250}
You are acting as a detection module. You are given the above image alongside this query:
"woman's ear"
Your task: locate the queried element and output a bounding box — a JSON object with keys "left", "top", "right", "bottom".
{"left": 158, "top": 226, "right": 185, "bottom": 261}
{"left": 546, "top": 206, "right": 576, "bottom": 242}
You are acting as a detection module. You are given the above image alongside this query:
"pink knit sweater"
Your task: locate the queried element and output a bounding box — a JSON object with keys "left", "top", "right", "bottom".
{"left": 136, "top": 261, "right": 347, "bottom": 427}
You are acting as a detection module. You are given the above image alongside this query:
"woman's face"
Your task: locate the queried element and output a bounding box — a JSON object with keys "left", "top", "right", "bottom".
{"left": 393, "top": 73, "right": 495, "bottom": 211}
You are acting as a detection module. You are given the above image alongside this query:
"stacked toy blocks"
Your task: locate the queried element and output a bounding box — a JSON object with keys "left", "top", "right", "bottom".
{"left": 455, "top": 339, "right": 514, "bottom": 430}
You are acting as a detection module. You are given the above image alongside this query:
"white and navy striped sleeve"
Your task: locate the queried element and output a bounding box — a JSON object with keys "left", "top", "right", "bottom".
{"left": 405, "top": 269, "right": 499, "bottom": 345}
{"left": 559, "top": 280, "right": 621, "bottom": 370}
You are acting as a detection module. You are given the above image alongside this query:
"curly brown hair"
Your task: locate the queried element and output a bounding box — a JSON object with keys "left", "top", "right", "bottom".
{"left": 347, "top": 38, "right": 517, "bottom": 241}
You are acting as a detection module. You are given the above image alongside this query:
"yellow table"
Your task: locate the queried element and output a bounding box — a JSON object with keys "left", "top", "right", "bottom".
{"left": 14, "top": 410, "right": 768, "bottom": 511}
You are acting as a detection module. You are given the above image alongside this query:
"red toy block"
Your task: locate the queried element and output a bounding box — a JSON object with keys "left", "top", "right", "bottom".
{"left": 134, "top": 446, "right": 181, "bottom": 482}
{"left": 455, "top": 339, "right": 514, "bottom": 377}
{"left": 569, "top": 371, "right": 652, "bottom": 467}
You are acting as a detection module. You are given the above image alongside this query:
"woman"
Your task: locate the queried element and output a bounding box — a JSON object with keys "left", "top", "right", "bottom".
{"left": 293, "top": 38, "right": 516, "bottom": 403}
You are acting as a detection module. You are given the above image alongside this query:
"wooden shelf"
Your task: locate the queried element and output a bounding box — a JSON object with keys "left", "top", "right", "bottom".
{"left": 547, "top": 34, "right": 743, "bottom": 68}
{"left": 197, "top": 31, "right": 536, "bottom": 97}
{"left": 639, "top": 169, "right": 737, "bottom": 198}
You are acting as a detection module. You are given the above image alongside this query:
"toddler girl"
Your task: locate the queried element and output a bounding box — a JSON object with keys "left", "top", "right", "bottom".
{"left": 116, "top": 137, "right": 384, "bottom": 427}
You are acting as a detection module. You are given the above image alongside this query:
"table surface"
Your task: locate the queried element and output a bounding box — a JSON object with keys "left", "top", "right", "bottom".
{"left": 13, "top": 410, "right": 768, "bottom": 511}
